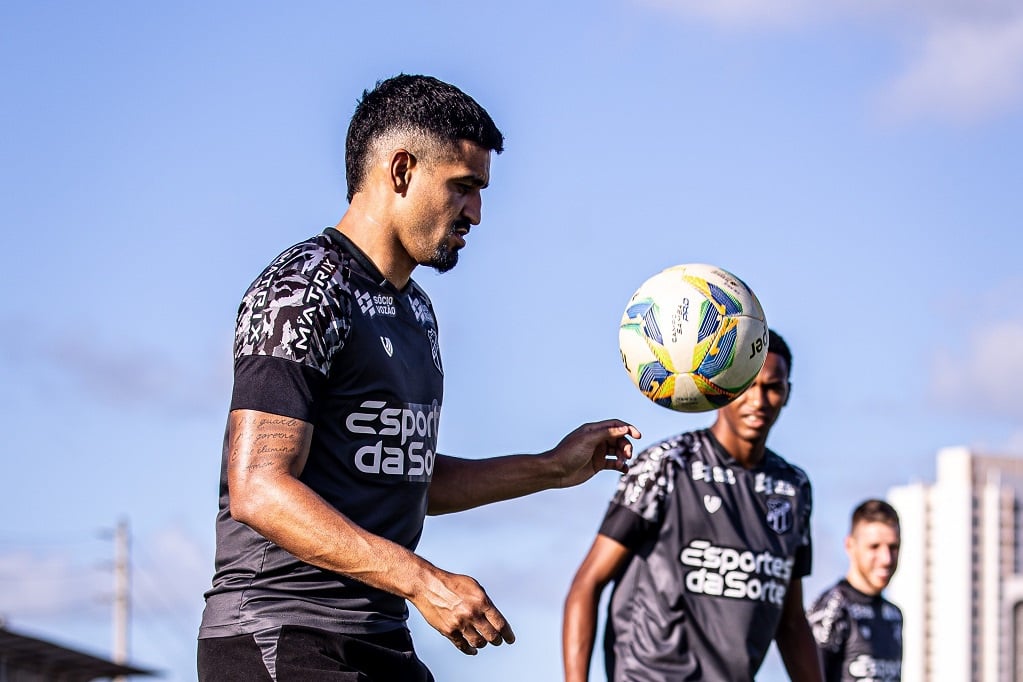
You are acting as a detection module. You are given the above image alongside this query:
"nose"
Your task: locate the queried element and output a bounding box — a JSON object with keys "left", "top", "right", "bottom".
{"left": 463, "top": 191, "right": 482, "bottom": 226}
{"left": 744, "top": 383, "right": 763, "bottom": 407}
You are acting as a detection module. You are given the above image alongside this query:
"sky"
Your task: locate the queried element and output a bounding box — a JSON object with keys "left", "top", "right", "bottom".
{"left": 1, "top": 1, "right": 1022, "bottom": 680}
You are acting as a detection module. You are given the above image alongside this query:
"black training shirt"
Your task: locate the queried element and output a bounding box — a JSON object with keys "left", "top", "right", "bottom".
{"left": 200, "top": 228, "right": 444, "bottom": 639}
{"left": 600, "top": 429, "right": 813, "bottom": 681}
{"left": 808, "top": 579, "right": 903, "bottom": 682}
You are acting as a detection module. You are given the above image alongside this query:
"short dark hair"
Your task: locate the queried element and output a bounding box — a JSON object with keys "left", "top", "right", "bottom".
{"left": 767, "top": 328, "right": 792, "bottom": 378}
{"left": 851, "top": 499, "right": 900, "bottom": 531}
{"left": 345, "top": 74, "right": 505, "bottom": 201}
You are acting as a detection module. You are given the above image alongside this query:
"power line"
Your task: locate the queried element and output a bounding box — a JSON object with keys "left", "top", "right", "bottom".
{"left": 0, "top": 531, "right": 106, "bottom": 548}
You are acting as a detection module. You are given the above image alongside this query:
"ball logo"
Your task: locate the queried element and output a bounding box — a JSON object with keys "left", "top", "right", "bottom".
{"left": 766, "top": 497, "right": 793, "bottom": 534}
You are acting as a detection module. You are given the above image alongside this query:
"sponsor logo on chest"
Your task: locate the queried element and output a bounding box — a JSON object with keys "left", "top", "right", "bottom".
{"left": 849, "top": 654, "right": 901, "bottom": 681}
{"left": 689, "top": 462, "right": 797, "bottom": 497}
{"left": 344, "top": 400, "right": 441, "bottom": 480}
{"left": 680, "top": 539, "right": 794, "bottom": 606}
{"left": 411, "top": 297, "right": 436, "bottom": 327}
{"left": 355, "top": 289, "right": 397, "bottom": 317}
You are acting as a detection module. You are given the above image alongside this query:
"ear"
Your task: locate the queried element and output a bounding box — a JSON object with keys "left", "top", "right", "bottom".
{"left": 844, "top": 534, "right": 855, "bottom": 556}
{"left": 389, "top": 149, "right": 416, "bottom": 195}
{"left": 783, "top": 380, "right": 792, "bottom": 406}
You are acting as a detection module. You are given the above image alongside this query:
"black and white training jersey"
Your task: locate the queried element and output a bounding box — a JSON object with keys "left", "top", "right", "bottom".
{"left": 808, "top": 579, "right": 903, "bottom": 682}
{"left": 600, "top": 429, "right": 813, "bottom": 682}
{"left": 200, "top": 228, "right": 445, "bottom": 639}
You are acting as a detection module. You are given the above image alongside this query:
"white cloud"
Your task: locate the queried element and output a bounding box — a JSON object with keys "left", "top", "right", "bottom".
{"left": 638, "top": 0, "right": 1023, "bottom": 123}
{"left": 0, "top": 550, "right": 106, "bottom": 617}
{"left": 1004, "top": 428, "right": 1023, "bottom": 453}
{"left": 0, "top": 316, "right": 230, "bottom": 417}
{"left": 930, "top": 319, "right": 1023, "bottom": 419}
{"left": 880, "top": 17, "right": 1023, "bottom": 124}
{"left": 0, "top": 523, "right": 210, "bottom": 622}
{"left": 638, "top": 0, "right": 822, "bottom": 29}
{"left": 133, "top": 524, "right": 210, "bottom": 615}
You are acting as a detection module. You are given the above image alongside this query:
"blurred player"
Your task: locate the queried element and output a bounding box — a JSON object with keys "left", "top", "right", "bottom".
{"left": 197, "top": 74, "right": 640, "bottom": 681}
{"left": 563, "top": 330, "right": 823, "bottom": 681}
{"left": 808, "top": 499, "right": 902, "bottom": 681}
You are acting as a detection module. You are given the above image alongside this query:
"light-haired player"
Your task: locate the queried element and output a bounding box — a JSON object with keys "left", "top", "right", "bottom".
{"left": 808, "top": 499, "right": 903, "bottom": 682}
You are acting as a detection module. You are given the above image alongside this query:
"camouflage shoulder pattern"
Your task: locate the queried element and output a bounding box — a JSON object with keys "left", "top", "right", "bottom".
{"left": 234, "top": 235, "right": 352, "bottom": 375}
{"left": 611, "top": 430, "right": 700, "bottom": 523}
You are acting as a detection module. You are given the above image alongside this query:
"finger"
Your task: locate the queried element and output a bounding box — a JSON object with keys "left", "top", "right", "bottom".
{"left": 603, "top": 453, "right": 630, "bottom": 472}
{"left": 480, "top": 603, "right": 512, "bottom": 646}
{"left": 472, "top": 618, "right": 502, "bottom": 646}
{"left": 463, "top": 626, "right": 490, "bottom": 650}
{"left": 604, "top": 433, "right": 635, "bottom": 456}
{"left": 449, "top": 632, "right": 478, "bottom": 656}
{"left": 602, "top": 445, "right": 630, "bottom": 471}
{"left": 614, "top": 422, "right": 641, "bottom": 440}
{"left": 596, "top": 420, "right": 641, "bottom": 441}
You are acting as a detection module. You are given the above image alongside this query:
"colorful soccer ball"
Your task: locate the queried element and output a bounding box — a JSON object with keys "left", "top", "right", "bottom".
{"left": 618, "top": 263, "right": 768, "bottom": 412}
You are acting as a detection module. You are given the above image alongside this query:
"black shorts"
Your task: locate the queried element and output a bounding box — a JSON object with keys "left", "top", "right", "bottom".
{"left": 197, "top": 625, "right": 435, "bottom": 682}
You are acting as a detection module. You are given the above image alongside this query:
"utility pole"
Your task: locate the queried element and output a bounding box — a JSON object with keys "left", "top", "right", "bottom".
{"left": 112, "top": 517, "right": 130, "bottom": 677}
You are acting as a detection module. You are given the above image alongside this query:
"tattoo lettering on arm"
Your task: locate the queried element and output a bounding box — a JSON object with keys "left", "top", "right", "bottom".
{"left": 228, "top": 411, "right": 313, "bottom": 477}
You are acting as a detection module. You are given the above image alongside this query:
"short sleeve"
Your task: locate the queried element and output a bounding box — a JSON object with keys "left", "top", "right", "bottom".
{"left": 234, "top": 241, "right": 349, "bottom": 370}
{"left": 807, "top": 588, "right": 850, "bottom": 654}
{"left": 794, "top": 476, "right": 813, "bottom": 578}
{"left": 230, "top": 355, "right": 325, "bottom": 420}
{"left": 598, "top": 442, "right": 682, "bottom": 550}
{"left": 230, "top": 239, "right": 350, "bottom": 418}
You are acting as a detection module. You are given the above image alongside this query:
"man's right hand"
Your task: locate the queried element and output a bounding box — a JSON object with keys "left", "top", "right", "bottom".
{"left": 410, "top": 567, "right": 515, "bottom": 655}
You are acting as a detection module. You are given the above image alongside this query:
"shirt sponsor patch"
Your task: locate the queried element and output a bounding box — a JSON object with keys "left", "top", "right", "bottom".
{"left": 355, "top": 289, "right": 397, "bottom": 317}
{"left": 680, "top": 539, "right": 794, "bottom": 606}
{"left": 345, "top": 400, "right": 441, "bottom": 481}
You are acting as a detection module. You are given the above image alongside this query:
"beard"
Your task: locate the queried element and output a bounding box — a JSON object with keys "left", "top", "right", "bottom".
{"left": 427, "top": 242, "right": 459, "bottom": 273}
{"left": 425, "top": 222, "right": 466, "bottom": 273}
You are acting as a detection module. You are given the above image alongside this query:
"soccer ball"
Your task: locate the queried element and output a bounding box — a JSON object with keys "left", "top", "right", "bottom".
{"left": 618, "top": 263, "right": 768, "bottom": 412}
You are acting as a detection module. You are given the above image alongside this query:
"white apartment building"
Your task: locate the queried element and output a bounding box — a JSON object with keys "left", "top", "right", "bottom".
{"left": 887, "top": 447, "right": 1023, "bottom": 682}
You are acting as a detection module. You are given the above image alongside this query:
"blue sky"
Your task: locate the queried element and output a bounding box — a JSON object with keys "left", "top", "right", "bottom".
{"left": 1, "top": 1, "right": 1022, "bottom": 680}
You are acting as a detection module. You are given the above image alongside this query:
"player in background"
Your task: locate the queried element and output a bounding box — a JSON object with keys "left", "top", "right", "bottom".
{"left": 807, "top": 499, "right": 902, "bottom": 682}
{"left": 563, "top": 330, "right": 824, "bottom": 681}
{"left": 197, "top": 74, "right": 640, "bottom": 681}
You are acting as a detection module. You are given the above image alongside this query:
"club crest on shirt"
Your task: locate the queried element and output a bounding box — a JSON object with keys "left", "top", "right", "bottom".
{"left": 428, "top": 329, "right": 443, "bottom": 374}
{"left": 765, "top": 496, "right": 793, "bottom": 534}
